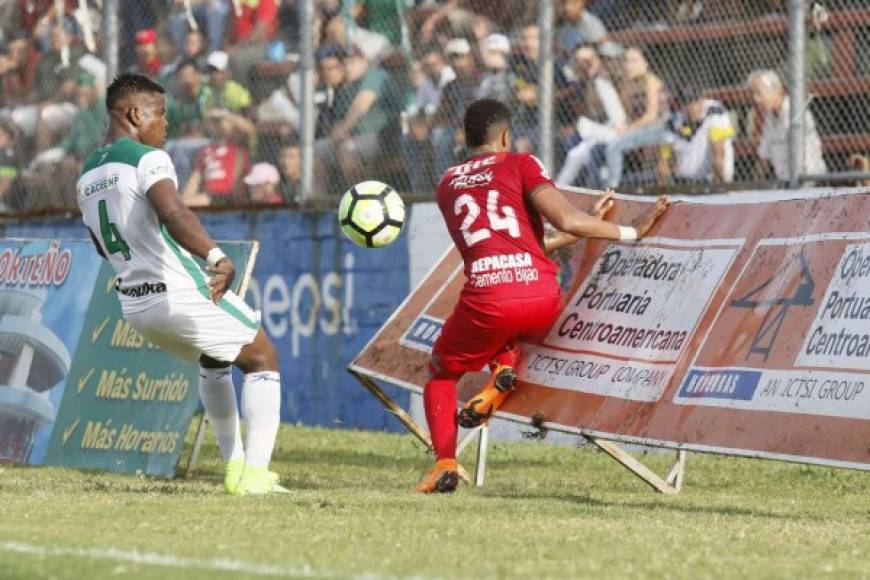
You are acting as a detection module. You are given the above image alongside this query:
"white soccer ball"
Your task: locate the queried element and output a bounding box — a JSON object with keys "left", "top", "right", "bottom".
{"left": 337, "top": 181, "right": 405, "bottom": 248}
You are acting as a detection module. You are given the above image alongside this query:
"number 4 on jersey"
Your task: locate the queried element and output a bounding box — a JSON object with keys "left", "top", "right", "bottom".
{"left": 98, "top": 199, "right": 131, "bottom": 260}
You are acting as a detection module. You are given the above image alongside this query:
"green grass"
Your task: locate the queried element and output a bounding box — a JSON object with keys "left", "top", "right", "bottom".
{"left": 1, "top": 423, "right": 869, "bottom": 579}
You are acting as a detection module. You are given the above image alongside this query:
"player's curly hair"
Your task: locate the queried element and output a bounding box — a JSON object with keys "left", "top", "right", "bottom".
{"left": 106, "top": 73, "right": 166, "bottom": 112}
{"left": 464, "top": 99, "right": 512, "bottom": 148}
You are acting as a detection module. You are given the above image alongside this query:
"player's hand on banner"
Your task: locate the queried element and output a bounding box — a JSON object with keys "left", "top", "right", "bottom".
{"left": 632, "top": 195, "right": 670, "bottom": 239}
{"left": 593, "top": 189, "right": 615, "bottom": 219}
{"left": 207, "top": 257, "right": 235, "bottom": 303}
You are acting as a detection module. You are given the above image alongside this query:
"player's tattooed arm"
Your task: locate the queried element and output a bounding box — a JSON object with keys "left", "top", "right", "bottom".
{"left": 530, "top": 185, "right": 669, "bottom": 240}
{"left": 147, "top": 178, "right": 236, "bottom": 302}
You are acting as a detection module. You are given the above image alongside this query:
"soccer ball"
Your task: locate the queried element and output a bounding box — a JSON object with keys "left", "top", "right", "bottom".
{"left": 337, "top": 181, "right": 405, "bottom": 248}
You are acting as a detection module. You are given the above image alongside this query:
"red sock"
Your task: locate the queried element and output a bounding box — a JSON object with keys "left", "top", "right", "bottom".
{"left": 489, "top": 343, "right": 519, "bottom": 372}
{"left": 423, "top": 375, "right": 458, "bottom": 460}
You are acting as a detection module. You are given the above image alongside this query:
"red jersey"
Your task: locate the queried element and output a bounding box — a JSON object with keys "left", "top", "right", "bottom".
{"left": 194, "top": 141, "right": 249, "bottom": 201}
{"left": 436, "top": 152, "right": 560, "bottom": 300}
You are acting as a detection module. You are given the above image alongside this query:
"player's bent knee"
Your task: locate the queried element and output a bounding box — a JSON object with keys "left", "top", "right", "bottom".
{"left": 200, "top": 354, "right": 230, "bottom": 369}
{"left": 235, "top": 330, "right": 279, "bottom": 373}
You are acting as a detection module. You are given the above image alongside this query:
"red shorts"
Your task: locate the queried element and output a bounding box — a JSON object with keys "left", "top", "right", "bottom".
{"left": 431, "top": 292, "right": 562, "bottom": 377}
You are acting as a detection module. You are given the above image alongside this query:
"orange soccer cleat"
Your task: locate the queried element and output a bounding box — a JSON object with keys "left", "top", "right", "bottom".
{"left": 415, "top": 458, "right": 460, "bottom": 494}
{"left": 457, "top": 365, "right": 517, "bottom": 429}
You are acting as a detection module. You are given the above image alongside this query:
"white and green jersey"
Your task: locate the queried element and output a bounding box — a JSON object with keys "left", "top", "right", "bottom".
{"left": 77, "top": 138, "right": 205, "bottom": 314}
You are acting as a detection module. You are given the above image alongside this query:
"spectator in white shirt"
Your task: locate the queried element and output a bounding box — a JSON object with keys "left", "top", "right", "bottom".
{"left": 556, "top": 44, "right": 626, "bottom": 187}
{"left": 324, "top": 14, "right": 393, "bottom": 65}
{"left": 747, "top": 69, "right": 827, "bottom": 183}
{"left": 658, "top": 87, "right": 735, "bottom": 185}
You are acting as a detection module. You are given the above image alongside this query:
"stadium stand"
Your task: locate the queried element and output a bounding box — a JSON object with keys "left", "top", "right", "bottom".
{"left": 0, "top": 0, "right": 866, "bottom": 210}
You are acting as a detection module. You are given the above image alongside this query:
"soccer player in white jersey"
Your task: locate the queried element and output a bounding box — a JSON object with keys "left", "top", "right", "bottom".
{"left": 76, "top": 74, "right": 286, "bottom": 495}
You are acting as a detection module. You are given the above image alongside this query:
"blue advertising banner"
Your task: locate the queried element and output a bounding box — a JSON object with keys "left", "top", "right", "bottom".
{"left": 5, "top": 209, "right": 411, "bottom": 431}
{"left": 0, "top": 240, "right": 102, "bottom": 465}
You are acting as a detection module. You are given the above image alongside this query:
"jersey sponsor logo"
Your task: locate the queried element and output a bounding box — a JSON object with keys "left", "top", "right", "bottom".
{"left": 116, "top": 280, "right": 167, "bottom": 298}
{"left": 450, "top": 169, "right": 494, "bottom": 190}
{"left": 77, "top": 174, "right": 119, "bottom": 199}
{"left": 470, "top": 252, "right": 533, "bottom": 274}
{"left": 447, "top": 155, "right": 497, "bottom": 177}
{"left": 148, "top": 163, "right": 176, "bottom": 180}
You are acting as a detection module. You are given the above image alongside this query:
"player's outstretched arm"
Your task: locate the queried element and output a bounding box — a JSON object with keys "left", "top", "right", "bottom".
{"left": 147, "top": 178, "right": 235, "bottom": 302}
{"left": 531, "top": 185, "right": 669, "bottom": 241}
{"left": 543, "top": 190, "right": 616, "bottom": 253}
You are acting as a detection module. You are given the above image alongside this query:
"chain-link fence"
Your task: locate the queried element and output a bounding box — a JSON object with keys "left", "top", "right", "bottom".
{"left": 0, "top": 0, "right": 867, "bottom": 212}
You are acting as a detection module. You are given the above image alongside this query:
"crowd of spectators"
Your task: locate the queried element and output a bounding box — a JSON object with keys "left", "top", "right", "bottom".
{"left": 0, "top": 0, "right": 854, "bottom": 211}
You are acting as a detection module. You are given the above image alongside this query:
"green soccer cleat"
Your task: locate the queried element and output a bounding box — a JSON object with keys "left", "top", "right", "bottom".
{"left": 224, "top": 458, "right": 245, "bottom": 495}
{"left": 233, "top": 466, "right": 292, "bottom": 496}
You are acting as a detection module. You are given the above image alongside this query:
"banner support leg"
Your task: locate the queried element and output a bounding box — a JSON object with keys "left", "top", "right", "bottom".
{"left": 184, "top": 414, "right": 209, "bottom": 478}
{"left": 352, "top": 369, "right": 477, "bottom": 484}
{"left": 666, "top": 449, "right": 687, "bottom": 491}
{"left": 585, "top": 436, "right": 681, "bottom": 495}
{"left": 474, "top": 425, "right": 490, "bottom": 487}
{"left": 350, "top": 369, "right": 432, "bottom": 449}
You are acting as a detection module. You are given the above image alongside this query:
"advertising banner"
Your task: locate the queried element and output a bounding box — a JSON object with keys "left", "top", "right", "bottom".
{"left": 0, "top": 240, "right": 101, "bottom": 466}
{"left": 43, "top": 242, "right": 255, "bottom": 477}
{"left": 351, "top": 189, "right": 870, "bottom": 470}
{"left": 5, "top": 209, "right": 411, "bottom": 431}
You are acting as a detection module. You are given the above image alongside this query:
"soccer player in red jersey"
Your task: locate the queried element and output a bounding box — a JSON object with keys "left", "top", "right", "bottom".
{"left": 416, "top": 99, "right": 669, "bottom": 493}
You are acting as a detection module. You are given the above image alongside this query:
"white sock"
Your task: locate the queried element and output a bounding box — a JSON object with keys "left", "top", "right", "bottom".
{"left": 199, "top": 367, "right": 244, "bottom": 462}
{"left": 242, "top": 371, "right": 281, "bottom": 468}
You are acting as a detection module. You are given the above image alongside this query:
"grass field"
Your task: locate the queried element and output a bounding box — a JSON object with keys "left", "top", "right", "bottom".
{"left": 1, "top": 423, "right": 869, "bottom": 579}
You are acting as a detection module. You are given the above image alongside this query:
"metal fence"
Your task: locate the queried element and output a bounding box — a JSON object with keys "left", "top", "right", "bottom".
{"left": 0, "top": 0, "right": 868, "bottom": 212}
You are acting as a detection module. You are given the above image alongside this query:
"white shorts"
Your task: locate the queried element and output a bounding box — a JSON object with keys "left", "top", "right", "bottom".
{"left": 125, "top": 289, "right": 261, "bottom": 364}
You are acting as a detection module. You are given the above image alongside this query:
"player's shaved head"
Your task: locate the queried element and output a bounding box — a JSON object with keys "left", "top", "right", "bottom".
{"left": 464, "top": 99, "right": 511, "bottom": 149}
{"left": 106, "top": 73, "right": 166, "bottom": 113}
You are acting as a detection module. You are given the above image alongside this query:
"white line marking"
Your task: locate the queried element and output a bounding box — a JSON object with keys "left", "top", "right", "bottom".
{"left": 0, "top": 541, "right": 394, "bottom": 579}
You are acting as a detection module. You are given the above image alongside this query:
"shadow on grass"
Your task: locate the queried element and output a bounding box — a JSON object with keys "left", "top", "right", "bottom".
{"left": 486, "top": 489, "right": 803, "bottom": 520}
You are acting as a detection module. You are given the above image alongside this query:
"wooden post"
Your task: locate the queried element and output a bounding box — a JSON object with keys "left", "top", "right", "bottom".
{"left": 585, "top": 436, "right": 681, "bottom": 495}
{"left": 349, "top": 370, "right": 432, "bottom": 449}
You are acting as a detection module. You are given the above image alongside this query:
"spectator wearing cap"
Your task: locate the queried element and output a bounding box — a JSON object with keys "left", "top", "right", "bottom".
{"left": 324, "top": 14, "right": 392, "bottom": 65}
{"left": 557, "top": 0, "right": 609, "bottom": 56}
{"left": 169, "top": 0, "right": 230, "bottom": 56}
{"left": 244, "top": 162, "right": 283, "bottom": 204}
{"left": 431, "top": 37, "right": 479, "bottom": 175}
{"left": 477, "top": 33, "right": 513, "bottom": 102}
{"left": 556, "top": 44, "right": 626, "bottom": 187}
{"left": 130, "top": 28, "right": 163, "bottom": 78}
{"left": 658, "top": 87, "right": 735, "bottom": 186}
{"left": 182, "top": 107, "right": 254, "bottom": 207}
{"left": 203, "top": 50, "right": 253, "bottom": 116}
{"left": 747, "top": 69, "right": 827, "bottom": 184}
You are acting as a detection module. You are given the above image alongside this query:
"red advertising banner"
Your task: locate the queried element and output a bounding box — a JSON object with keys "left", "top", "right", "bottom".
{"left": 350, "top": 189, "right": 870, "bottom": 470}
